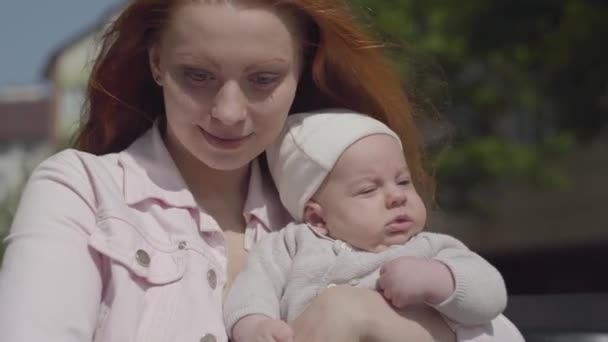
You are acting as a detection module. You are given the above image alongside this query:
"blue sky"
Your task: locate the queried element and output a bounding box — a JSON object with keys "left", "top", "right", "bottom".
{"left": 0, "top": 0, "right": 121, "bottom": 87}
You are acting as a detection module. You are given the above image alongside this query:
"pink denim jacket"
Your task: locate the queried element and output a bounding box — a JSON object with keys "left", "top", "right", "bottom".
{"left": 0, "top": 125, "right": 523, "bottom": 342}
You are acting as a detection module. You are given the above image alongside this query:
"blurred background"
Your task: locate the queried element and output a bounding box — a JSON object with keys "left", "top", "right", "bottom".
{"left": 0, "top": 0, "right": 607, "bottom": 299}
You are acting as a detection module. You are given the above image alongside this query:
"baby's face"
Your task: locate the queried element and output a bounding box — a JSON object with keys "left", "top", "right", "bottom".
{"left": 311, "top": 134, "right": 427, "bottom": 252}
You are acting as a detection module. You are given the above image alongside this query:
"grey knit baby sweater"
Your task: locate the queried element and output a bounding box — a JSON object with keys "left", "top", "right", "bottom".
{"left": 224, "top": 223, "right": 506, "bottom": 335}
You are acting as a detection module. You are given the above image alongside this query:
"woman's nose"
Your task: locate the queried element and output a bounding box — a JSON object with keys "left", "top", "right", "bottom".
{"left": 211, "top": 81, "right": 247, "bottom": 126}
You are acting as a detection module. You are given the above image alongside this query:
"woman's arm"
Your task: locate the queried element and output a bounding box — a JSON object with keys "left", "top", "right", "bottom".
{"left": 0, "top": 151, "right": 102, "bottom": 341}
{"left": 291, "top": 286, "right": 455, "bottom": 342}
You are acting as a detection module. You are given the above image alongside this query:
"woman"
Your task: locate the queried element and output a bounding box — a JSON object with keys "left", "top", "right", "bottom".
{"left": 0, "top": 0, "right": 519, "bottom": 341}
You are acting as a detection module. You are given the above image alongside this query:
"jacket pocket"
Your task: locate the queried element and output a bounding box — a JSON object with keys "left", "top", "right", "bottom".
{"left": 88, "top": 216, "right": 186, "bottom": 285}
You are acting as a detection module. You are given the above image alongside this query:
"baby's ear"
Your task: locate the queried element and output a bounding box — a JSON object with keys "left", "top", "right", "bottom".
{"left": 303, "top": 200, "right": 328, "bottom": 235}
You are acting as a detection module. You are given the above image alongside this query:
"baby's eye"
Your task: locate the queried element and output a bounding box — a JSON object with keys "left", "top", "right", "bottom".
{"left": 358, "top": 187, "right": 377, "bottom": 195}
{"left": 398, "top": 179, "right": 411, "bottom": 186}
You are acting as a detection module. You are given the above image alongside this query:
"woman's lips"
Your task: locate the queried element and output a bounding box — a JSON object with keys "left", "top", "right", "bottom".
{"left": 199, "top": 127, "right": 251, "bottom": 150}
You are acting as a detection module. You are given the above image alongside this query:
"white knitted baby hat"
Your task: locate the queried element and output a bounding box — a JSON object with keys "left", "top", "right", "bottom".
{"left": 266, "top": 109, "right": 402, "bottom": 221}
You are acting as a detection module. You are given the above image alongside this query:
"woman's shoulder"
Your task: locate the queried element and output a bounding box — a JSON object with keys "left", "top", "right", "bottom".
{"left": 27, "top": 149, "right": 124, "bottom": 204}
{"left": 9, "top": 150, "right": 122, "bottom": 238}
{"left": 37, "top": 148, "right": 120, "bottom": 173}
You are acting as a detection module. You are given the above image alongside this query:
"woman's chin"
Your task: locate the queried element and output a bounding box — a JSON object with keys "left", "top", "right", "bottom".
{"left": 194, "top": 149, "right": 258, "bottom": 171}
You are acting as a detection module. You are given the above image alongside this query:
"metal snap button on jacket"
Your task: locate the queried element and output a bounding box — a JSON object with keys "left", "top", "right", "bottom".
{"left": 200, "top": 333, "right": 217, "bottom": 342}
{"left": 135, "top": 249, "right": 150, "bottom": 267}
{"left": 207, "top": 269, "right": 217, "bottom": 289}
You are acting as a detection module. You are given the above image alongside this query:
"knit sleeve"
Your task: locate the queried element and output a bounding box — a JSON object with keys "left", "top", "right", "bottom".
{"left": 418, "top": 232, "right": 508, "bottom": 326}
{"left": 223, "top": 223, "right": 299, "bottom": 338}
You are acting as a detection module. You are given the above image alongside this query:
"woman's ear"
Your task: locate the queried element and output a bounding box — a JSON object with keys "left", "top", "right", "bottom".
{"left": 304, "top": 200, "right": 328, "bottom": 235}
{"left": 148, "top": 44, "right": 163, "bottom": 86}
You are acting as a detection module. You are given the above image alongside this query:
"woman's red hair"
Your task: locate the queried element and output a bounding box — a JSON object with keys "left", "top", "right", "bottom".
{"left": 76, "top": 0, "right": 434, "bottom": 200}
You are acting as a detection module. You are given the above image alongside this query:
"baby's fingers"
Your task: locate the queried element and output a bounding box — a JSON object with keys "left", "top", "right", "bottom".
{"left": 376, "top": 269, "right": 396, "bottom": 290}
{"left": 271, "top": 321, "right": 294, "bottom": 342}
{"left": 377, "top": 275, "right": 394, "bottom": 300}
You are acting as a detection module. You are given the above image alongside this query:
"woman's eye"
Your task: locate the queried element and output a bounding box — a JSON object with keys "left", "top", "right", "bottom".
{"left": 249, "top": 72, "right": 280, "bottom": 87}
{"left": 398, "top": 179, "right": 411, "bottom": 186}
{"left": 185, "top": 68, "right": 216, "bottom": 83}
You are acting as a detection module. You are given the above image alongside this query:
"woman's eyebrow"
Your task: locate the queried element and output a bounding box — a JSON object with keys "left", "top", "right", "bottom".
{"left": 174, "top": 52, "right": 221, "bottom": 69}
{"left": 244, "top": 59, "right": 290, "bottom": 72}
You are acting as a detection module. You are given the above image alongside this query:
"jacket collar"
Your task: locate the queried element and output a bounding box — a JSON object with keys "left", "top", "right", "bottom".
{"left": 243, "top": 157, "right": 291, "bottom": 231}
{"left": 118, "top": 124, "right": 288, "bottom": 229}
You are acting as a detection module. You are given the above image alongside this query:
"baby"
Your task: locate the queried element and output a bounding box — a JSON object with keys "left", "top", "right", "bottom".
{"left": 224, "top": 109, "right": 507, "bottom": 341}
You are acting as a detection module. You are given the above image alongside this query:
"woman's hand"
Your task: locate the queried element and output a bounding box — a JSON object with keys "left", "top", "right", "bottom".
{"left": 291, "top": 286, "right": 455, "bottom": 342}
{"left": 290, "top": 286, "right": 368, "bottom": 342}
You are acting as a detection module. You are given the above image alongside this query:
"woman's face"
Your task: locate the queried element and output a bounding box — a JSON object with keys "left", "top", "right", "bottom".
{"left": 150, "top": 1, "right": 302, "bottom": 170}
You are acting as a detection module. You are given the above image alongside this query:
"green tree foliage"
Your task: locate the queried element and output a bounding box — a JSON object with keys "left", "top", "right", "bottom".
{"left": 351, "top": 0, "right": 607, "bottom": 213}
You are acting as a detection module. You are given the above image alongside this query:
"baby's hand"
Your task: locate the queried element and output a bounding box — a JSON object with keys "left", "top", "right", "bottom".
{"left": 232, "top": 314, "right": 294, "bottom": 342}
{"left": 377, "top": 256, "right": 455, "bottom": 308}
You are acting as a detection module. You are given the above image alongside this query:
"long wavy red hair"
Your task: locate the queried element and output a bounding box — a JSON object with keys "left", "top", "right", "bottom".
{"left": 76, "top": 0, "right": 434, "bottom": 200}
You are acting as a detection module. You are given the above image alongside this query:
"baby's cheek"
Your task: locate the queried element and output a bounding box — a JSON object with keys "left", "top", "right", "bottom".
{"left": 414, "top": 203, "right": 428, "bottom": 228}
